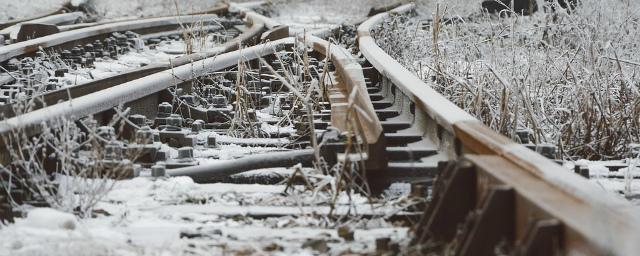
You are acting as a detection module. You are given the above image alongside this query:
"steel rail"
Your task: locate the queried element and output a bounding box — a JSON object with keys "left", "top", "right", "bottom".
{"left": 0, "top": 38, "right": 293, "bottom": 139}
{"left": 0, "top": 11, "right": 266, "bottom": 119}
{"left": 300, "top": 33, "right": 382, "bottom": 145}
{"left": 0, "top": 30, "right": 382, "bottom": 182}
{"left": 54, "top": 4, "right": 230, "bottom": 33}
{"left": 168, "top": 149, "right": 315, "bottom": 183}
{"left": 358, "top": 4, "right": 640, "bottom": 255}
{"left": 0, "top": 13, "right": 225, "bottom": 63}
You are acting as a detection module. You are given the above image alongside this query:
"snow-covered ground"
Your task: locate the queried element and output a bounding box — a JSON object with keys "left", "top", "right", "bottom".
{"left": 565, "top": 160, "right": 640, "bottom": 205}
{"left": 0, "top": 0, "right": 232, "bottom": 23}
{"left": 0, "top": 0, "right": 69, "bottom": 22}
{"left": 4, "top": 0, "right": 640, "bottom": 254}
{"left": 0, "top": 170, "right": 412, "bottom": 256}
{"left": 88, "top": 0, "right": 224, "bottom": 20}
{"left": 268, "top": 0, "right": 369, "bottom": 34}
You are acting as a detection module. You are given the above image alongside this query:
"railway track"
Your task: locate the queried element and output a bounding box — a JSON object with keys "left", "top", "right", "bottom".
{"left": 357, "top": 4, "right": 640, "bottom": 255}
{"left": 0, "top": 5, "right": 267, "bottom": 118}
{"left": 0, "top": 2, "right": 639, "bottom": 255}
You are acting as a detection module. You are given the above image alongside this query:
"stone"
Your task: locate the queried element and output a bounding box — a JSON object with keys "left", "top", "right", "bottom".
{"left": 302, "top": 239, "right": 329, "bottom": 253}
{"left": 337, "top": 226, "right": 354, "bottom": 241}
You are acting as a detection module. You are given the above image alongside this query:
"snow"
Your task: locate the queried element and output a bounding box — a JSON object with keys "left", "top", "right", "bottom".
{"left": 565, "top": 160, "right": 640, "bottom": 205}
{"left": 88, "top": 0, "right": 224, "bottom": 20}
{"left": 267, "top": 0, "right": 374, "bottom": 35}
{"left": 22, "top": 208, "right": 78, "bottom": 230}
{"left": 0, "top": 174, "right": 410, "bottom": 255}
{"left": 373, "top": 0, "right": 640, "bottom": 159}
{"left": 0, "top": 0, "right": 69, "bottom": 23}
{"left": 369, "top": 1, "right": 640, "bottom": 208}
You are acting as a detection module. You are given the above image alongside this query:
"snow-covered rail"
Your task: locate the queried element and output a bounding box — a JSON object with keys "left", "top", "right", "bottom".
{"left": 0, "top": 8, "right": 268, "bottom": 118}
{"left": 2, "top": 1, "right": 636, "bottom": 254}
{"left": 0, "top": 30, "right": 416, "bottom": 254}
{"left": 358, "top": 4, "right": 640, "bottom": 255}
{"left": 0, "top": 12, "right": 228, "bottom": 63}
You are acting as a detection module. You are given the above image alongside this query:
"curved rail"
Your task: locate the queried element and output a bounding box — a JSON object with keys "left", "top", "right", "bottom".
{"left": 0, "top": 38, "right": 290, "bottom": 140}
{"left": 0, "top": 9, "right": 266, "bottom": 119}
{"left": 301, "top": 34, "right": 382, "bottom": 144}
{"left": 358, "top": 4, "right": 640, "bottom": 255}
{"left": 0, "top": 13, "right": 225, "bottom": 63}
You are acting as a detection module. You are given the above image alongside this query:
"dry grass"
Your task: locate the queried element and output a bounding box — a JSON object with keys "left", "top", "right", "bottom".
{"left": 373, "top": 0, "right": 640, "bottom": 160}
{"left": 0, "top": 112, "right": 136, "bottom": 217}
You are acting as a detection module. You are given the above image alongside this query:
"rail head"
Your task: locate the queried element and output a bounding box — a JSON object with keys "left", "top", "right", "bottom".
{"left": 357, "top": 4, "right": 476, "bottom": 134}
{"left": 301, "top": 34, "right": 382, "bottom": 144}
{"left": 232, "top": 2, "right": 281, "bottom": 31}
{"left": 357, "top": 3, "right": 640, "bottom": 255}
{"left": 0, "top": 13, "right": 266, "bottom": 121}
{"left": 0, "top": 14, "right": 224, "bottom": 63}
{"left": 0, "top": 38, "right": 294, "bottom": 140}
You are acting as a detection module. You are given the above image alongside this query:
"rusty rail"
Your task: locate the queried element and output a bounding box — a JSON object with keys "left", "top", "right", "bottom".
{"left": 302, "top": 34, "right": 382, "bottom": 144}
{"left": 358, "top": 3, "right": 640, "bottom": 255}
{"left": 0, "top": 10, "right": 266, "bottom": 119}
{"left": 0, "top": 38, "right": 291, "bottom": 142}
{"left": 0, "top": 13, "right": 226, "bottom": 63}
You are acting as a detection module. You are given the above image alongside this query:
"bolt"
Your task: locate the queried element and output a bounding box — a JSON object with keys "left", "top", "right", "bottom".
{"left": 93, "top": 40, "right": 104, "bottom": 50}
{"left": 104, "top": 141, "right": 123, "bottom": 160}
{"left": 151, "top": 164, "right": 166, "bottom": 177}
{"left": 84, "top": 44, "right": 94, "bottom": 53}
{"left": 178, "top": 147, "right": 194, "bottom": 159}
{"left": 166, "top": 114, "right": 183, "bottom": 128}
{"left": 129, "top": 114, "right": 147, "bottom": 127}
{"left": 55, "top": 69, "right": 68, "bottom": 77}
{"left": 410, "top": 184, "right": 426, "bottom": 198}
{"left": 35, "top": 51, "right": 46, "bottom": 59}
{"left": 135, "top": 126, "right": 154, "bottom": 144}
{"left": 536, "top": 144, "right": 557, "bottom": 159}
{"left": 207, "top": 135, "right": 217, "bottom": 148}
{"left": 71, "top": 47, "right": 82, "bottom": 57}
{"left": 180, "top": 95, "right": 196, "bottom": 105}
{"left": 97, "top": 126, "right": 115, "bottom": 141}
{"left": 211, "top": 94, "right": 228, "bottom": 108}
{"left": 515, "top": 128, "right": 531, "bottom": 144}
{"left": 376, "top": 237, "right": 391, "bottom": 251}
{"left": 574, "top": 165, "right": 590, "bottom": 179}
{"left": 147, "top": 38, "right": 161, "bottom": 45}
{"left": 157, "top": 102, "right": 173, "bottom": 118}
{"left": 124, "top": 31, "right": 138, "bottom": 39}
{"left": 247, "top": 109, "right": 257, "bottom": 122}
{"left": 191, "top": 120, "right": 204, "bottom": 132}
{"left": 104, "top": 37, "right": 115, "bottom": 47}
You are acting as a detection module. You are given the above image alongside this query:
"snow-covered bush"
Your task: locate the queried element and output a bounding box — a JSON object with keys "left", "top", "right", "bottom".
{"left": 373, "top": 0, "right": 640, "bottom": 160}
{"left": 0, "top": 114, "right": 134, "bottom": 217}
